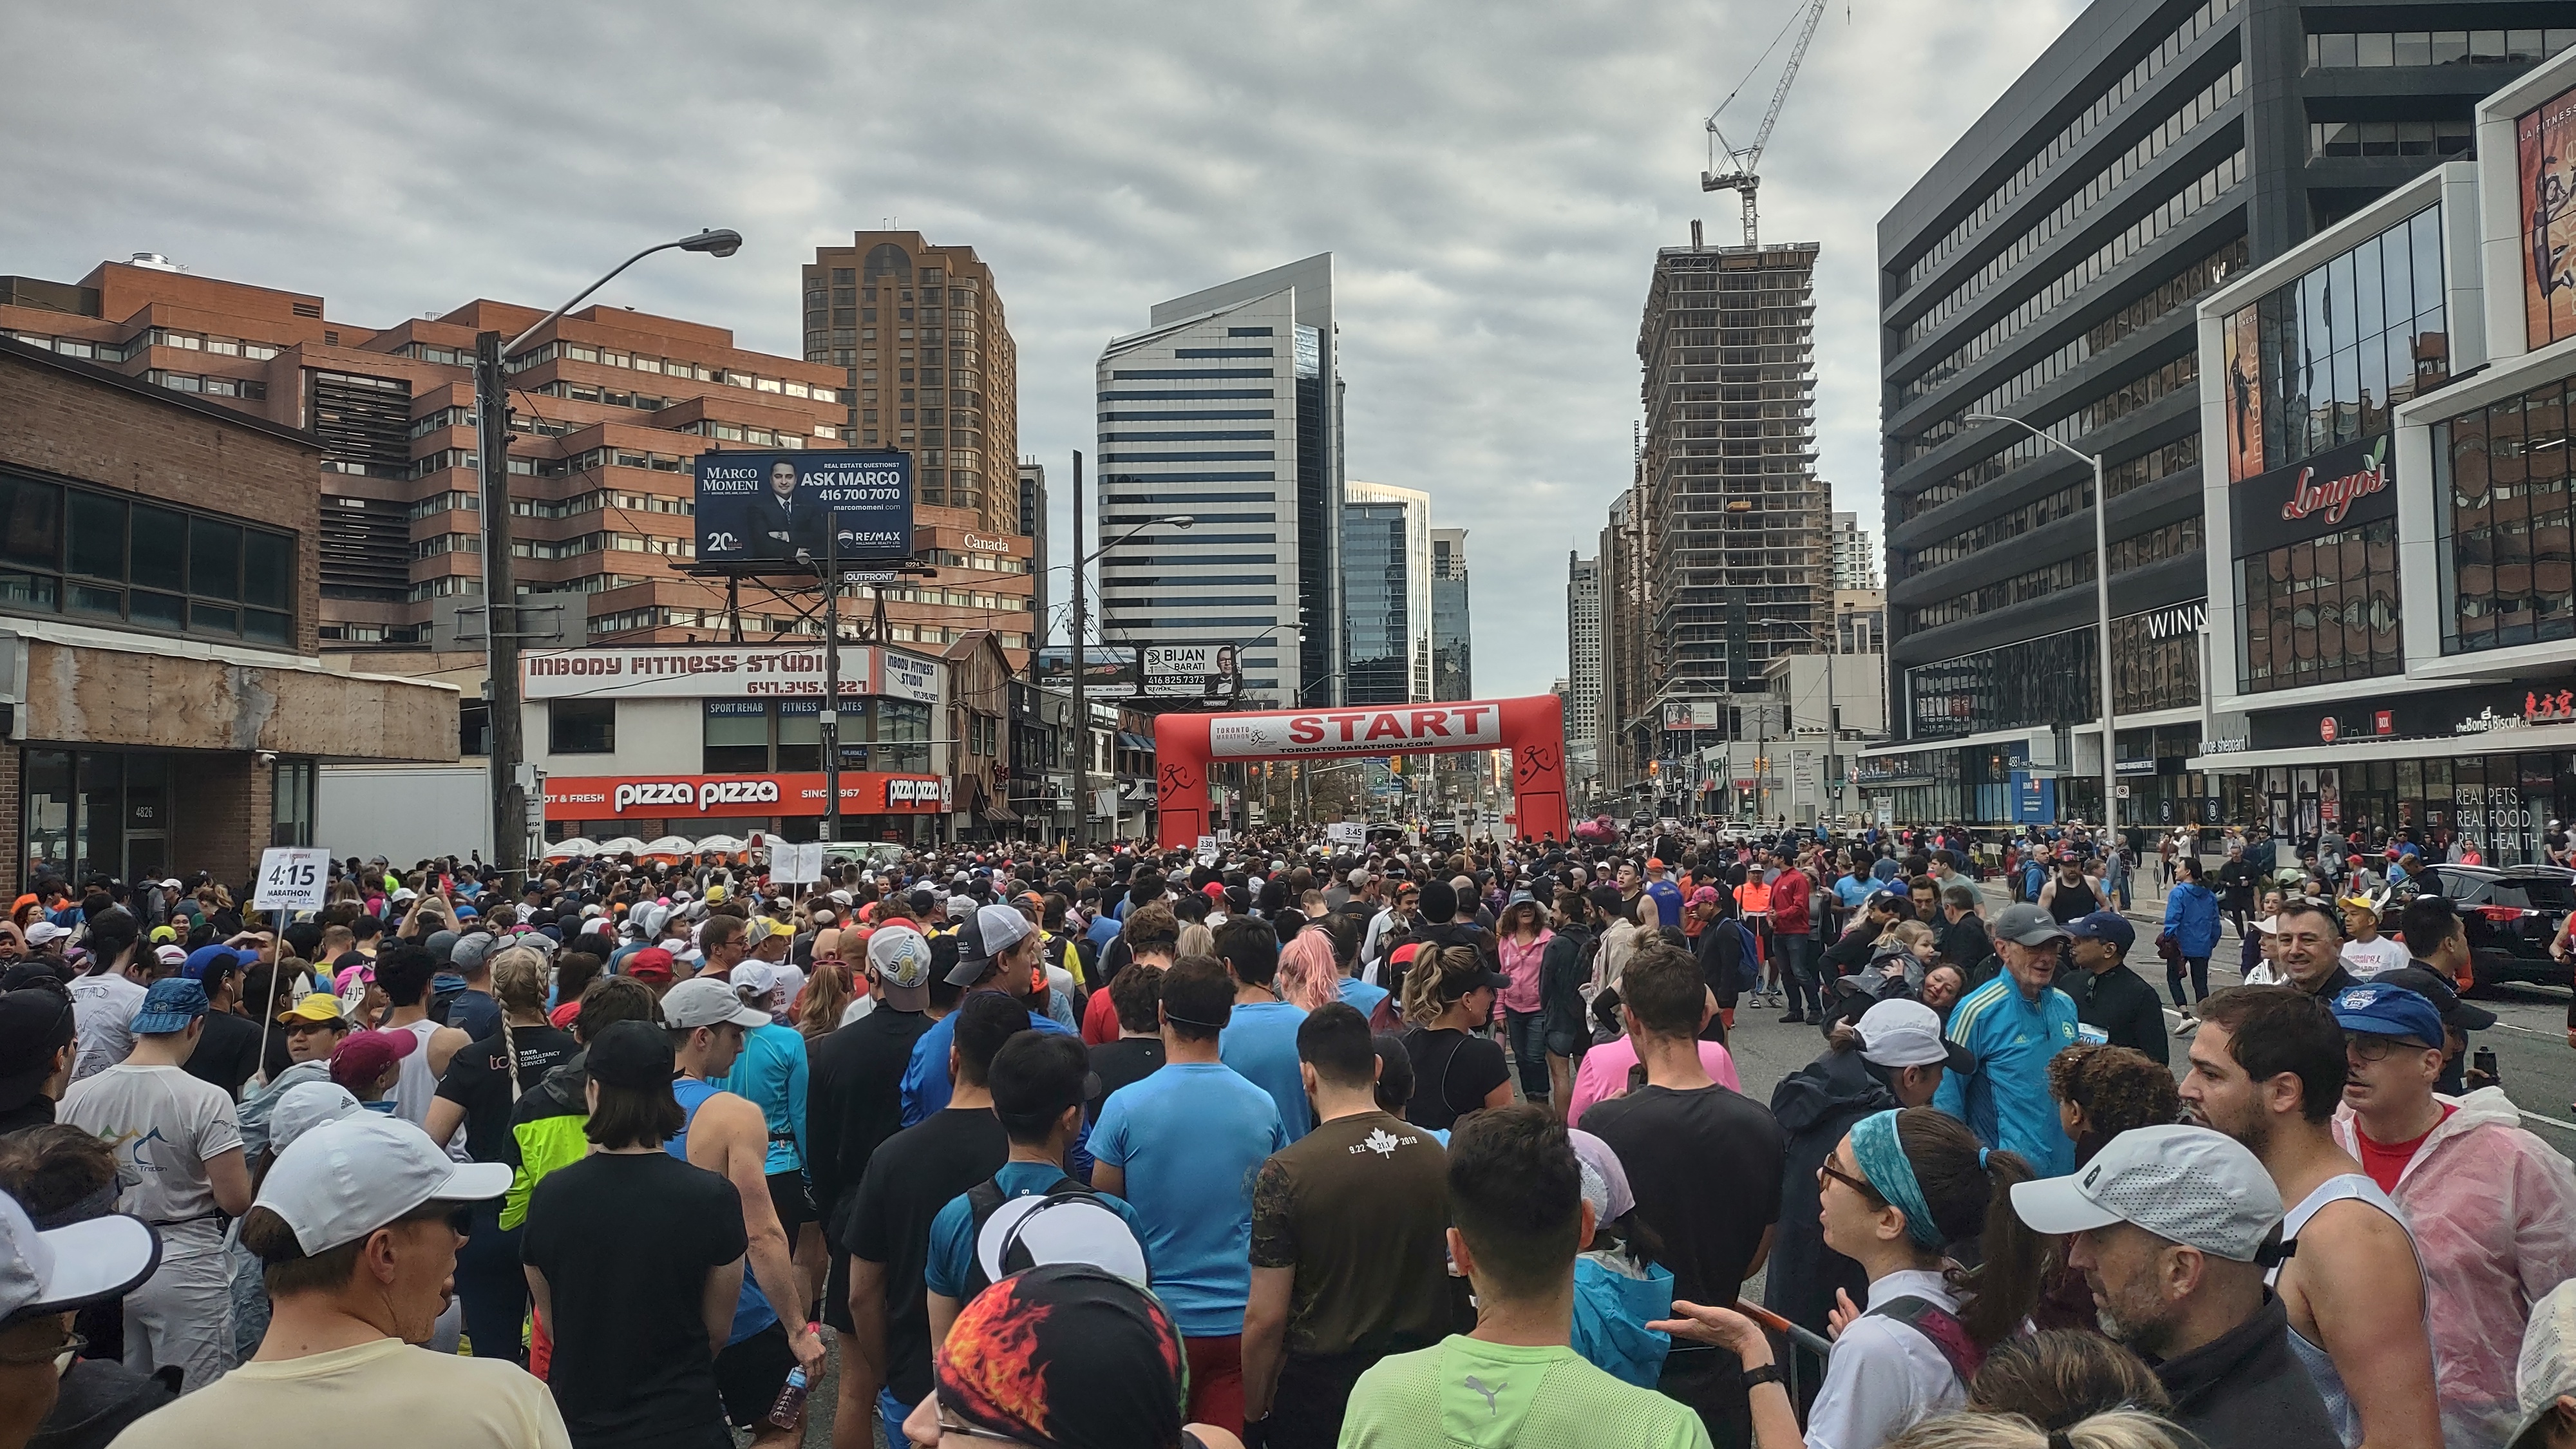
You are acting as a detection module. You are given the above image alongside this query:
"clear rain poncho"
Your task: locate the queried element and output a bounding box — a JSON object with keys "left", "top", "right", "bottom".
{"left": 2333, "top": 1088, "right": 2576, "bottom": 1449}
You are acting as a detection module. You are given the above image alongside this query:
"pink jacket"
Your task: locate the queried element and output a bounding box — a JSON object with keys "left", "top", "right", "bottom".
{"left": 1497, "top": 929, "right": 1551, "bottom": 1015}
{"left": 2332, "top": 1088, "right": 2576, "bottom": 1449}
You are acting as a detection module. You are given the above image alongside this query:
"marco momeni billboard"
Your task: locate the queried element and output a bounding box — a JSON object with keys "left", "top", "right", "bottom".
{"left": 694, "top": 450, "right": 913, "bottom": 567}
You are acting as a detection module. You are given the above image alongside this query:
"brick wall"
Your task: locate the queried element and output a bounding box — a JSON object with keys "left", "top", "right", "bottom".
{"left": 0, "top": 345, "right": 323, "bottom": 655}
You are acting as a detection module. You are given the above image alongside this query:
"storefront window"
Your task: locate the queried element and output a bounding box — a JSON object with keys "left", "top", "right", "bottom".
{"left": 875, "top": 699, "right": 931, "bottom": 773}
{"left": 269, "top": 757, "right": 314, "bottom": 849}
{"left": 703, "top": 701, "right": 768, "bottom": 772}
{"left": 2239, "top": 520, "right": 2402, "bottom": 688}
{"left": 549, "top": 700, "right": 616, "bottom": 755}
{"left": 23, "top": 750, "right": 71, "bottom": 882}
{"left": 776, "top": 701, "right": 822, "bottom": 772}
{"left": 1905, "top": 607, "right": 2199, "bottom": 739}
{"left": 22, "top": 750, "right": 184, "bottom": 882}
{"left": 2436, "top": 374, "right": 2576, "bottom": 652}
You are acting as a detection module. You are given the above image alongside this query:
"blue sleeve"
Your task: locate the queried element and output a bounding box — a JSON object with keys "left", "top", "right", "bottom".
{"left": 1106, "top": 1192, "right": 1153, "bottom": 1278}
{"left": 1090, "top": 1095, "right": 1133, "bottom": 1169}
{"left": 2162, "top": 892, "right": 2184, "bottom": 932}
{"left": 924, "top": 1194, "right": 973, "bottom": 1300}
{"left": 1267, "top": 1103, "right": 1287, "bottom": 1155}
{"left": 1931, "top": 1009, "right": 1974, "bottom": 1122}
{"left": 900, "top": 1027, "right": 938, "bottom": 1128}
{"left": 784, "top": 1035, "right": 810, "bottom": 1166}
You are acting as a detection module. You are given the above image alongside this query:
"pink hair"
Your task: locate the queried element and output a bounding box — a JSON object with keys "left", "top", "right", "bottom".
{"left": 1276, "top": 927, "right": 1342, "bottom": 1014}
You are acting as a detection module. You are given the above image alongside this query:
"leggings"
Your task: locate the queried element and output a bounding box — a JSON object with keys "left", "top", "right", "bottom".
{"left": 452, "top": 1201, "right": 527, "bottom": 1364}
{"left": 1502, "top": 1009, "right": 1551, "bottom": 1102}
{"left": 2168, "top": 956, "right": 2211, "bottom": 1009}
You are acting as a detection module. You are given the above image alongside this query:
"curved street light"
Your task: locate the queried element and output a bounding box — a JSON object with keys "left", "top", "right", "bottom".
{"left": 1070, "top": 506, "right": 1195, "bottom": 848}
{"left": 481, "top": 230, "right": 742, "bottom": 889}
{"left": 1965, "top": 413, "right": 2116, "bottom": 828}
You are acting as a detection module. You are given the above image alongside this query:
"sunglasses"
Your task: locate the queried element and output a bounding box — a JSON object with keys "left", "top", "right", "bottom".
{"left": 2346, "top": 1033, "right": 2433, "bottom": 1062}
{"left": 0, "top": 1327, "right": 83, "bottom": 1374}
{"left": 1818, "top": 1159, "right": 1882, "bottom": 1202}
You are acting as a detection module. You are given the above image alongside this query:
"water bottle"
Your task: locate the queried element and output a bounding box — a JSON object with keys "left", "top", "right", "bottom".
{"left": 766, "top": 1330, "right": 816, "bottom": 1430}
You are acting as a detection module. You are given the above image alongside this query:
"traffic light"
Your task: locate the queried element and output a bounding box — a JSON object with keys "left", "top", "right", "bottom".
{"left": 1647, "top": 760, "right": 1660, "bottom": 777}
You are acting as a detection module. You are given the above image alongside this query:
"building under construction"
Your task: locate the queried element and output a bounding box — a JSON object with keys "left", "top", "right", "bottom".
{"left": 1619, "top": 236, "right": 1831, "bottom": 803}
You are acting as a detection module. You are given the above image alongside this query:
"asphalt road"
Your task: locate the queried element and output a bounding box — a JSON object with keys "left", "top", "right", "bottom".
{"left": 1715, "top": 882, "right": 2576, "bottom": 1161}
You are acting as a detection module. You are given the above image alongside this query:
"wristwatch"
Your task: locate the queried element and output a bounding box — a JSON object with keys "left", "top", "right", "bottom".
{"left": 1742, "top": 1363, "right": 1785, "bottom": 1390}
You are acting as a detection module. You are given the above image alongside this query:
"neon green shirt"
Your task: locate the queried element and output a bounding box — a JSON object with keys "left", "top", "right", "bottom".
{"left": 1336, "top": 1336, "right": 1714, "bottom": 1449}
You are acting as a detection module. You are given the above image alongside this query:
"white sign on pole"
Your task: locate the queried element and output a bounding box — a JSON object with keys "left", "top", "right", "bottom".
{"left": 771, "top": 840, "right": 825, "bottom": 885}
{"left": 1196, "top": 835, "right": 1220, "bottom": 864}
{"left": 1325, "top": 822, "right": 1366, "bottom": 850}
{"left": 2115, "top": 784, "right": 2132, "bottom": 800}
{"left": 253, "top": 848, "right": 333, "bottom": 913}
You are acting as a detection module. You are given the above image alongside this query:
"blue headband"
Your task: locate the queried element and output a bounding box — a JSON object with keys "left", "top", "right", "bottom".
{"left": 1849, "top": 1110, "right": 1944, "bottom": 1250}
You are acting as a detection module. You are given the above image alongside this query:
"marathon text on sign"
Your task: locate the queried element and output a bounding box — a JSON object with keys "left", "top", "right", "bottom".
{"left": 1208, "top": 704, "right": 1504, "bottom": 759}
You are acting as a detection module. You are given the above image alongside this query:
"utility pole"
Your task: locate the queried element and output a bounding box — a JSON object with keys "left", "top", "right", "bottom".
{"left": 1070, "top": 450, "right": 1087, "bottom": 851}
{"left": 820, "top": 521, "right": 842, "bottom": 844}
{"left": 473, "top": 332, "right": 527, "bottom": 891}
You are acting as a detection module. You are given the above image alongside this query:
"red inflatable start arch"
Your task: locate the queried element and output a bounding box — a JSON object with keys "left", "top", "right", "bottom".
{"left": 1152, "top": 694, "right": 1571, "bottom": 849}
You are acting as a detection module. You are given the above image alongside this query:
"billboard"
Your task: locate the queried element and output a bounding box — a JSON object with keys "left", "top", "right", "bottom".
{"left": 540, "top": 771, "right": 946, "bottom": 819}
{"left": 2521, "top": 81, "right": 2576, "bottom": 348}
{"left": 1662, "top": 699, "right": 1722, "bottom": 731}
{"left": 694, "top": 450, "right": 913, "bottom": 567}
{"left": 1141, "top": 644, "right": 1243, "bottom": 702}
{"left": 1033, "top": 646, "right": 1139, "bottom": 692}
{"left": 524, "top": 645, "right": 875, "bottom": 701}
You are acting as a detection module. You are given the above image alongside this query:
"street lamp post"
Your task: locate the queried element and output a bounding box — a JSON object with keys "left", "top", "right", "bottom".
{"left": 1065, "top": 459, "right": 1193, "bottom": 850}
{"left": 1965, "top": 413, "right": 2116, "bottom": 829}
{"left": 475, "top": 229, "right": 739, "bottom": 893}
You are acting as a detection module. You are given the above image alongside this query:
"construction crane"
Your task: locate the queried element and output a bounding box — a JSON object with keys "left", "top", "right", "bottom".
{"left": 1701, "top": 0, "right": 1834, "bottom": 250}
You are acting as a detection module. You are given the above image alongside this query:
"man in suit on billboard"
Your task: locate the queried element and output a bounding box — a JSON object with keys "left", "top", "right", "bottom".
{"left": 744, "top": 459, "right": 828, "bottom": 564}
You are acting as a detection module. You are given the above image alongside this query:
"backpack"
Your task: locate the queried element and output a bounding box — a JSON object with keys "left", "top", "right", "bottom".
{"left": 1722, "top": 918, "right": 1760, "bottom": 992}
{"left": 1871, "top": 1295, "right": 1985, "bottom": 1387}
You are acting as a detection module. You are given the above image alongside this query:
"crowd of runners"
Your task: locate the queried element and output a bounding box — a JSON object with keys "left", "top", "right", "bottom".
{"left": 6, "top": 815, "right": 2576, "bottom": 1449}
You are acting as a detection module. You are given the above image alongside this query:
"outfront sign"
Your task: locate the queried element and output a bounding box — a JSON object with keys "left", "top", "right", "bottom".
{"left": 541, "top": 771, "right": 946, "bottom": 819}
{"left": 1208, "top": 703, "right": 1506, "bottom": 759}
{"left": 2231, "top": 434, "right": 2395, "bottom": 557}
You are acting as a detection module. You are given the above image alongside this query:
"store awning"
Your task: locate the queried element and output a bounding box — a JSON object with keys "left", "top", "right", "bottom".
{"left": 982, "top": 802, "right": 1021, "bottom": 822}
{"left": 2189, "top": 717, "right": 2576, "bottom": 773}
{"left": 1118, "top": 732, "right": 1154, "bottom": 750}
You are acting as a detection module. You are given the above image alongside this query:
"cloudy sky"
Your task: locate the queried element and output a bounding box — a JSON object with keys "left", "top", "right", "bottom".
{"left": 3, "top": 0, "right": 2081, "bottom": 697}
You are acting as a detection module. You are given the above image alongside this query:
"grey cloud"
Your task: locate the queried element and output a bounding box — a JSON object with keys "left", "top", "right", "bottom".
{"left": 1, "top": 0, "right": 2078, "bottom": 697}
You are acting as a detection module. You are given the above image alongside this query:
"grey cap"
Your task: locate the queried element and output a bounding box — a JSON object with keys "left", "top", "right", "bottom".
{"left": 422, "top": 929, "right": 460, "bottom": 965}
{"left": 1990, "top": 902, "right": 2071, "bottom": 947}
{"left": 2012, "top": 1124, "right": 2282, "bottom": 1262}
{"left": 450, "top": 932, "right": 498, "bottom": 973}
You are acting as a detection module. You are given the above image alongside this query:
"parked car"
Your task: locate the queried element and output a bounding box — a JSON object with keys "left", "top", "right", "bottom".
{"left": 2408, "top": 863, "right": 2576, "bottom": 994}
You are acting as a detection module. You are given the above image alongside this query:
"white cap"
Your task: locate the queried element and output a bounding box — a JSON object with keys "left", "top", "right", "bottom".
{"left": 661, "top": 976, "right": 771, "bottom": 1031}
{"left": 2011, "top": 1124, "right": 2282, "bottom": 1262}
{"left": 153, "top": 944, "right": 188, "bottom": 969}
{"left": 974, "top": 903, "right": 1034, "bottom": 958}
{"left": 24, "top": 922, "right": 66, "bottom": 946}
{"left": 254, "top": 1113, "right": 511, "bottom": 1255}
{"left": 732, "top": 960, "right": 781, "bottom": 1000}
{"left": 1855, "top": 999, "right": 1973, "bottom": 1073}
{"left": 0, "top": 1194, "right": 158, "bottom": 1321}
{"left": 270, "top": 1081, "right": 365, "bottom": 1155}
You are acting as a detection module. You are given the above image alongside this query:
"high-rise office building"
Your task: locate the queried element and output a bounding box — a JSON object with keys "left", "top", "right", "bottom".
{"left": 1830, "top": 511, "right": 1879, "bottom": 590}
{"left": 1096, "top": 254, "right": 1343, "bottom": 707}
{"left": 1566, "top": 552, "right": 1604, "bottom": 790}
{"left": 802, "top": 232, "right": 1020, "bottom": 536}
{"left": 1431, "top": 527, "right": 1471, "bottom": 701}
{"left": 1875, "top": 0, "right": 2565, "bottom": 822}
{"left": 1341, "top": 480, "right": 1430, "bottom": 704}
{"left": 1636, "top": 238, "right": 1830, "bottom": 740}
{"left": 1598, "top": 487, "right": 1651, "bottom": 790}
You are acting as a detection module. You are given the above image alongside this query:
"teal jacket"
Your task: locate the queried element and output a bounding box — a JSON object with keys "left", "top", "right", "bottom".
{"left": 1935, "top": 976, "right": 2079, "bottom": 1177}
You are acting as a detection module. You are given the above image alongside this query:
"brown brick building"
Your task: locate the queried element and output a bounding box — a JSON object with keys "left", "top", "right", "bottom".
{"left": 0, "top": 336, "right": 456, "bottom": 894}
{"left": 0, "top": 255, "right": 1040, "bottom": 669}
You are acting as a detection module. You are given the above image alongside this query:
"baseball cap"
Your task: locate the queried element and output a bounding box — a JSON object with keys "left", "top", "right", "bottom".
{"left": 661, "top": 976, "right": 770, "bottom": 1032}
{"left": 867, "top": 925, "right": 934, "bottom": 1011}
{"left": 130, "top": 978, "right": 209, "bottom": 1034}
{"left": 947, "top": 894, "right": 979, "bottom": 922}
{"left": 180, "top": 944, "right": 249, "bottom": 982}
{"left": 276, "top": 992, "right": 350, "bottom": 1026}
{"left": 0, "top": 987, "right": 76, "bottom": 1111}
{"left": 0, "top": 1192, "right": 158, "bottom": 1323}
{"left": 269, "top": 1081, "right": 365, "bottom": 1154}
{"left": 147, "top": 925, "right": 177, "bottom": 945}
{"left": 1855, "top": 998, "right": 1975, "bottom": 1074}
{"left": 1990, "top": 903, "right": 2071, "bottom": 947}
{"left": 450, "top": 934, "right": 498, "bottom": 974}
{"left": 2011, "top": 1124, "right": 2283, "bottom": 1262}
{"left": 624, "top": 946, "right": 676, "bottom": 983}
{"left": 973, "top": 1192, "right": 1150, "bottom": 1287}
{"left": 947, "top": 904, "right": 1035, "bottom": 988}
{"left": 2510, "top": 1279, "right": 2576, "bottom": 1449}
{"left": 585, "top": 1018, "right": 676, "bottom": 1090}
{"left": 2371, "top": 964, "right": 2496, "bottom": 1033}
{"left": 152, "top": 944, "right": 187, "bottom": 970}
{"left": 2328, "top": 980, "right": 2447, "bottom": 1049}
{"left": 23, "top": 922, "right": 66, "bottom": 947}
{"left": 732, "top": 960, "right": 781, "bottom": 1002}
{"left": 1567, "top": 1128, "right": 1636, "bottom": 1224}
{"left": 2063, "top": 909, "right": 2136, "bottom": 954}
{"left": 328, "top": 1028, "right": 417, "bottom": 1090}
{"left": 253, "top": 1112, "right": 511, "bottom": 1255}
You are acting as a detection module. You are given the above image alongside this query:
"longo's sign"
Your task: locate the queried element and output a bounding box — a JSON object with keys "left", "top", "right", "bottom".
{"left": 2231, "top": 433, "right": 2395, "bottom": 558}
{"left": 542, "top": 772, "right": 947, "bottom": 818}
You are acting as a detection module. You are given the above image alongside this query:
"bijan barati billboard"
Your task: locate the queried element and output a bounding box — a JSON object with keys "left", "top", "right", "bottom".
{"left": 694, "top": 450, "right": 913, "bottom": 567}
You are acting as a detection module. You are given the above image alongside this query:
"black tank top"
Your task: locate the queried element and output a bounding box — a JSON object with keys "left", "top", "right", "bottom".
{"left": 2047, "top": 877, "right": 2100, "bottom": 923}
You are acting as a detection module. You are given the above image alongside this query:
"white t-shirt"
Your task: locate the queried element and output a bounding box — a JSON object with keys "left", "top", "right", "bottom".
{"left": 103, "top": 1336, "right": 571, "bottom": 1449}
{"left": 1803, "top": 1269, "right": 1971, "bottom": 1449}
{"left": 68, "top": 970, "right": 147, "bottom": 1082}
{"left": 2340, "top": 934, "right": 2412, "bottom": 979}
{"left": 60, "top": 1063, "right": 242, "bottom": 1226}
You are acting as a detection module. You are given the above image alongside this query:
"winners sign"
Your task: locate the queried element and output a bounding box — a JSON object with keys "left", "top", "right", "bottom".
{"left": 695, "top": 450, "right": 912, "bottom": 567}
